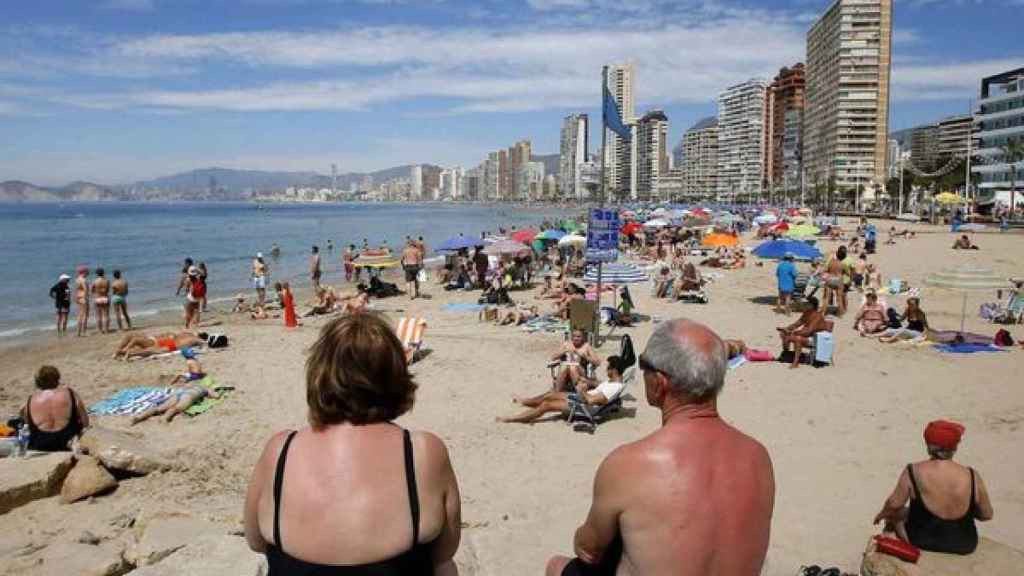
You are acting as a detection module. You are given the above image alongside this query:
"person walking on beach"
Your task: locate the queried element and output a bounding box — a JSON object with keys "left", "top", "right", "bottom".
{"left": 775, "top": 253, "right": 798, "bottom": 314}
{"left": 49, "top": 274, "right": 71, "bottom": 336}
{"left": 401, "top": 239, "right": 422, "bottom": 300}
{"left": 74, "top": 266, "right": 90, "bottom": 337}
{"left": 343, "top": 244, "right": 355, "bottom": 283}
{"left": 93, "top": 268, "right": 111, "bottom": 334}
{"left": 197, "top": 262, "right": 209, "bottom": 312}
{"left": 547, "top": 319, "right": 774, "bottom": 576}
{"left": 176, "top": 258, "right": 194, "bottom": 297}
{"left": 310, "top": 246, "right": 322, "bottom": 292}
{"left": 111, "top": 270, "right": 132, "bottom": 331}
{"left": 184, "top": 266, "right": 205, "bottom": 328}
{"left": 252, "top": 253, "right": 268, "bottom": 305}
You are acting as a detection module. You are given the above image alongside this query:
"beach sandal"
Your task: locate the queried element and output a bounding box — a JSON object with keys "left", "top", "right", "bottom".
{"left": 798, "top": 566, "right": 822, "bottom": 576}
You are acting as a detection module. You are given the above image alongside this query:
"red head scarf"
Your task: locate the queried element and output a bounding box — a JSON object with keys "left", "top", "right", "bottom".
{"left": 924, "top": 420, "right": 965, "bottom": 451}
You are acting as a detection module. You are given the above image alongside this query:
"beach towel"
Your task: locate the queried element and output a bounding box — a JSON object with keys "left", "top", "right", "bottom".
{"left": 89, "top": 387, "right": 171, "bottom": 416}
{"left": 934, "top": 343, "right": 1007, "bottom": 354}
{"left": 522, "top": 316, "right": 567, "bottom": 334}
{"left": 184, "top": 377, "right": 233, "bottom": 417}
{"left": 442, "top": 302, "right": 486, "bottom": 313}
{"left": 728, "top": 355, "right": 748, "bottom": 370}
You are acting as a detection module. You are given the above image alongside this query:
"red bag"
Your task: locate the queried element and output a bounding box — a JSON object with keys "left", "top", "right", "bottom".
{"left": 744, "top": 349, "right": 775, "bottom": 362}
{"left": 874, "top": 535, "right": 920, "bottom": 563}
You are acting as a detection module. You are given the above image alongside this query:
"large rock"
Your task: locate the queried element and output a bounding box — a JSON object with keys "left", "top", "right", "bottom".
{"left": 862, "top": 536, "right": 1024, "bottom": 576}
{"left": 24, "top": 541, "right": 130, "bottom": 576}
{"left": 0, "top": 452, "right": 74, "bottom": 514}
{"left": 79, "top": 428, "right": 172, "bottom": 476}
{"left": 124, "top": 535, "right": 266, "bottom": 576}
{"left": 127, "top": 515, "right": 228, "bottom": 567}
{"left": 61, "top": 456, "right": 118, "bottom": 504}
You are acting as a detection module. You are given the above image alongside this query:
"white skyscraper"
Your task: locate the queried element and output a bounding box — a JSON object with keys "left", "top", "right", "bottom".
{"left": 559, "top": 114, "right": 590, "bottom": 201}
{"left": 410, "top": 165, "right": 423, "bottom": 200}
{"left": 603, "top": 64, "right": 636, "bottom": 199}
{"left": 635, "top": 110, "right": 669, "bottom": 201}
{"left": 717, "top": 79, "right": 768, "bottom": 201}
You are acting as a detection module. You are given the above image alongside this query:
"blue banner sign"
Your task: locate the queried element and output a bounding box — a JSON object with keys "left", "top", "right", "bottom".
{"left": 586, "top": 208, "right": 620, "bottom": 263}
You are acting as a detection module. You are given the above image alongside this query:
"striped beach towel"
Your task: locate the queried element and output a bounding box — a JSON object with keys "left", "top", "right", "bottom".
{"left": 396, "top": 318, "right": 427, "bottom": 357}
{"left": 90, "top": 387, "right": 172, "bottom": 416}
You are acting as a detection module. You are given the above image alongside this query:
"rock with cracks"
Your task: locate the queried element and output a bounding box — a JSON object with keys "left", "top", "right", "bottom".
{"left": 125, "top": 534, "right": 266, "bottom": 576}
{"left": 0, "top": 452, "right": 74, "bottom": 514}
{"left": 861, "top": 537, "right": 1024, "bottom": 576}
{"left": 127, "top": 515, "right": 229, "bottom": 567}
{"left": 79, "top": 427, "right": 172, "bottom": 476}
{"left": 61, "top": 456, "right": 119, "bottom": 504}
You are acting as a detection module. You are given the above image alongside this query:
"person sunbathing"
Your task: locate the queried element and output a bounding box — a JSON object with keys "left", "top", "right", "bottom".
{"left": 653, "top": 266, "right": 673, "bottom": 298}
{"left": 113, "top": 330, "right": 206, "bottom": 360}
{"left": 497, "top": 305, "right": 539, "bottom": 326}
{"left": 539, "top": 274, "right": 566, "bottom": 299}
{"left": 777, "top": 296, "right": 829, "bottom": 369}
{"left": 339, "top": 292, "right": 370, "bottom": 315}
{"left": 553, "top": 284, "right": 584, "bottom": 319}
{"left": 873, "top": 420, "right": 993, "bottom": 555}
{"left": 131, "top": 351, "right": 220, "bottom": 425}
{"left": 231, "top": 294, "right": 251, "bottom": 314}
{"left": 879, "top": 298, "right": 929, "bottom": 342}
{"left": 952, "top": 235, "right": 979, "bottom": 250}
{"left": 303, "top": 287, "right": 339, "bottom": 317}
{"left": 499, "top": 357, "right": 624, "bottom": 424}
{"left": 854, "top": 291, "right": 888, "bottom": 336}
{"left": 724, "top": 339, "right": 747, "bottom": 360}
{"left": 551, "top": 329, "right": 602, "bottom": 391}
{"left": 674, "top": 262, "right": 703, "bottom": 296}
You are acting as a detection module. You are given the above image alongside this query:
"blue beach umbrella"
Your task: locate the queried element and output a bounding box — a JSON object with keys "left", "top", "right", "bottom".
{"left": 752, "top": 239, "right": 823, "bottom": 261}
{"left": 437, "top": 235, "right": 479, "bottom": 252}
{"left": 537, "top": 229, "right": 566, "bottom": 241}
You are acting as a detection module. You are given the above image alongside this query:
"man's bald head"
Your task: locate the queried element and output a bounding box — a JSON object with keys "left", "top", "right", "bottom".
{"left": 642, "top": 319, "right": 728, "bottom": 400}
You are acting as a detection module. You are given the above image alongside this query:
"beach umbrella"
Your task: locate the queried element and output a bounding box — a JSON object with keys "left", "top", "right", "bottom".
{"left": 511, "top": 229, "right": 538, "bottom": 243}
{"left": 785, "top": 224, "right": 821, "bottom": 239}
{"left": 437, "top": 235, "right": 478, "bottom": 252}
{"left": 753, "top": 213, "right": 778, "bottom": 225}
{"left": 924, "top": 266, "right": 1009, "bottom": 334}
{"left": 537, "top": 229, "right": 566, "bottom": 241}
{"left": 771, "top": 222, "right": 790, "bottom": 232}
{"left": 643, "top": 218, "right": 670, "bottom": 228}
{"left": 558, "top": 234, "right": 587, "bottom": 248}
{"left": 702, "top": 233, "right": 739, "bottom": 248}
{"left": 583, "top": 263, "right": 648, "bottom": 284}
{"left": 752, "top": 239, "right": 823, "bottom": 261}
{"left": 483, "top": 239, "right": 531, "bottom": 256}
{"left": 934, "top": 192, "right": 966, "bottom": 205}
{"left": 620, "top": 222, "right": 642, "bottom": 236}
{"left": 690, "top": 208, "right": 710, "bottom": 218}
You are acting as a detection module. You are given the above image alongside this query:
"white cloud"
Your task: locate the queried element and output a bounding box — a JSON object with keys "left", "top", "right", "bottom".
{"left": 891, "top": 58, "right": 1023, "bottom": 101}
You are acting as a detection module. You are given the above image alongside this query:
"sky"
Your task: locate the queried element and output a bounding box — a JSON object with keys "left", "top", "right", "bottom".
{"left": 0, "top": 0, "right": 1021, "bottom": 186}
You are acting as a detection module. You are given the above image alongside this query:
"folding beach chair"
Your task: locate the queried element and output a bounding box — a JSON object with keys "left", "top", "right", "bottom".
{"left": 567, "top": 335, "right": 638, "bottom": 433}
{"left": 396, "top": 317, "right": 427, "bottom": 363}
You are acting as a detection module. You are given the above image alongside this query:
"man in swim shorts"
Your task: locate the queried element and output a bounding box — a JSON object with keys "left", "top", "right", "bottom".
{"left": 401, "top": 239, "right": 422, "bottom": 300}
{"left": 111, "top": 269, "right": 131, "bottom": 330}
{"left": 252, "top": 253, "right": 267, "bottom": 305}
{"left": 310, "top": 245, "right": 322, "bottom": 292}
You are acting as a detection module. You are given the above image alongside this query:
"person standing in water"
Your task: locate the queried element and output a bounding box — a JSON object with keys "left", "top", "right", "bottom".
{"left": 75, "top": 266, "right": 90, "bottom": 337}
{"left": 93, "top": 268, "right": 111, "bottom": 334}
{"left": 310, "top": 246, "right": 322, "bottom": 292}
{"left": 252, "top": 253, "right": 268, "bottom": 306}
{"left": 49, "top": 274, "right": 72, "bottom": 336}
{"left": 111, "top": 270, "right": 131, "bottom": 331}
{"left": 343, "top": 244, "right": 355, "bottom": 283}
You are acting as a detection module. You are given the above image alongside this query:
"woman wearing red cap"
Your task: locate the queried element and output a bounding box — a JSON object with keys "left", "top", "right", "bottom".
{"left": 873, "top": 420, "right": 994, "bottom": 555}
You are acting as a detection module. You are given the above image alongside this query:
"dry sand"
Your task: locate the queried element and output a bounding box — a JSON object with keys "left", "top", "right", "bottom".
{"left": 1, "top": 218, "right": 1022, "bottom": 575}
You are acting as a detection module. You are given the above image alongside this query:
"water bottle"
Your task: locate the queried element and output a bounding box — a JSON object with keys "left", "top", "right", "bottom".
{"left": 17, "top": 424, "right": 30, "bottom": 457}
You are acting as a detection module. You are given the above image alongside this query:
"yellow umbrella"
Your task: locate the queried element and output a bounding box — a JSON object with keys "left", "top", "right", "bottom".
{"left": 702, "top": 233, "right": 739, "bottom": 248}
{"left": 934, "top": 192, "right": 965, "bottom": 205}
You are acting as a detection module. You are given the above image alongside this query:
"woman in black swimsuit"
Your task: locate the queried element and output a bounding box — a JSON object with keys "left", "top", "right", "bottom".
{"left": 873, "top": 420, "right": 994, "bottom": 555}
{"left": 243, "top": 313, "right": 462, "bottom": 575}
{"left": 21, "top": 365, "right": 89, "bottom": 452}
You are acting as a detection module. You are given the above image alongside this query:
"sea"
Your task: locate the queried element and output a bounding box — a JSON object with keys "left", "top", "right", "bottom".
{"left": 0, "top": 202, "right": 573, "bottom": 340}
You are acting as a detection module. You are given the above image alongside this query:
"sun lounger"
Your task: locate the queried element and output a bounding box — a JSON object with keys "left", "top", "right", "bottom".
{"left": 395, "top": 317, "right": 427, "bottom": 363}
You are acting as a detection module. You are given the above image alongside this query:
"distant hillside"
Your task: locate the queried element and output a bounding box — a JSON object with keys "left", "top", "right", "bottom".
{"left": 0, "top": 180, "right": 122, "bottom": 202}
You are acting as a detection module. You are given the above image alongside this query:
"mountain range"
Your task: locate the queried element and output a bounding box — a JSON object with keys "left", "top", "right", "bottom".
{"left": 1, "top": 156, "right": 559, "bottom": 202}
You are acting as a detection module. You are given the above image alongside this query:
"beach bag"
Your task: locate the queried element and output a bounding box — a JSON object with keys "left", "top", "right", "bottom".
{"left": 873, "top": 535, "right": 920, "bottom": 563}
{"left": 994, "top": 329, "right": 1014, "bottom": 347}
{"left": 417, "top": 269, "right": 428, "bottom": 283}
{"left": 620, "top": 334, "right": 636, "bottom": 368}
{"left": 206, "top": 334, "right": 229, "bottom": 349}
{"left": 813, "top": 332, "right": 834, "bottom": 365}
{"left": 888, "top": 278, "right": 902, "bottom": 294}
{"left": 744, "top": 349, "right": 775, "bottom": 362}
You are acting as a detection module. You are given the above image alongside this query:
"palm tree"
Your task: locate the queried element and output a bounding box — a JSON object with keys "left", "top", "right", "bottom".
{"left": 1002, "top": 140, "right": 1024, "bottom": 220}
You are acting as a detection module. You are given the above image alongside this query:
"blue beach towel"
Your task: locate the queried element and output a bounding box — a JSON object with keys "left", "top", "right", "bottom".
{"left": 442, "top": 303, "right": 486, "bottom": 313}
{"left": 90, "top": 387, "right": 172, "bottom": 416}
{"left": 933, "top": 343, "right": 1006, "bottom": 354}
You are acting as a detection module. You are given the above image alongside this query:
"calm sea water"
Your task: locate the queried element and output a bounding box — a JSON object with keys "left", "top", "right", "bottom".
{"left": 0, "top": 202, "right": 571, "bottom": 338}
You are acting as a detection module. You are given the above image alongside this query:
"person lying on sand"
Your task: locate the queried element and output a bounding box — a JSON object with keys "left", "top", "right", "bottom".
{"left": 550, "top": 329, "right": 602, "bottom": 391}
{"left": 113, "top": 331, "right": 207, "bottom": 360}
{"left": 231, "top": 294, "right": 251, "bottom": 314}
{"left": 673, "top": 262, "right": 703, "bottom": 296}
{"left": 952, "top": 235, "right": 979, "bottom": 250}
{"left": 724, "top": 339, "right": 747, "bottom": 360}
{"left": 339, "top": 292, "right": 370, "bottom": 315}
{"left": 131, "top": 350, "right": 220, "bottom": 425}
{"left": 303, "top": 287, "right": 339, "bottom": 317}
{"left": 498, "top": 356, "right": 624, "bottom": 424}
{"left": 497, "top": 305, "right": 539, "bottom": 326}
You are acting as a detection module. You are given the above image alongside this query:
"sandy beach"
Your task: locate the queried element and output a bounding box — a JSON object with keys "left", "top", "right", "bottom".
{"left": 2, "top": 217, "right": 1022, "bottom": 575}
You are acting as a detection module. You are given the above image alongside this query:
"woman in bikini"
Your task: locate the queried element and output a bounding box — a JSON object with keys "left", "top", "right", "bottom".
{"left": 112, "top": 331, "right": 206, "bottom": 360}
{"left": 854, "top": 291, "right": 888, "bottom": 336}
{"left": 92, "top": 268, "right": 111, "bottom": 334}
{"left": 75, "top": 266, "right": 90, "bottom": 337}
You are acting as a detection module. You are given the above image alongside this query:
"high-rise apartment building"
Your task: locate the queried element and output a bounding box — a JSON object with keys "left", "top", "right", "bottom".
{"left": 462, "top": 168, "right": 481, "bottom": 201}
{"left": 410, "top": 165, "right": 423, "bottom": 200}
{"left": 559, "top": 114, "right": 590, "bottom": 201}
{"left": 909, "top": 124, "right": 940, "bottom": 171}
{"left": 635, "top": 110, "right": 669, "bottom": 201}
{"left": 603, "top": 64, "right": 636, "bottom": 199}
{"left": 682, "top": 117, "right": 719, "bottom": 198}
{"left": 973, "top": 67, "right": 1024, "bottom": 210}
{"left": 717, "top": 80, "right": 768, "bottom": 201}
{"left": 768, "top": 64, "right": 806, "bottom": 193}
{"left": 484, "top": 153, "right": 500, "bottom": 200}
{"left": 937, "top": 115, "right": 974, "bottom": 160}
{"left": 440, "top": 167, "right": 464, "bottom": 200}
{"left": 508, "top": 140, "right": 532, "bottom": 200}
{"left": 497, "top": 150, "right": 510, "bottom": 200}
{"left": 887, "top": 138, "right": 901, "bottom": 179}
{"left": 804, "top": 0, "right": 893, "bottom": 194}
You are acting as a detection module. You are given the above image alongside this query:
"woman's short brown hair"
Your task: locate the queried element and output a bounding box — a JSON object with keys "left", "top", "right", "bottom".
{"left": 305, "top": 313, "right": 416, "bottom": 428}
{"left": 35, "top": 365, "right": 61, "bottom": 390}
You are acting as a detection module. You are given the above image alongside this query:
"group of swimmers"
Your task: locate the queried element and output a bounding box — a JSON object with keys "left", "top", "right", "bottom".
{"left": 49, "top": 266, "right": 131, "bottom": 337}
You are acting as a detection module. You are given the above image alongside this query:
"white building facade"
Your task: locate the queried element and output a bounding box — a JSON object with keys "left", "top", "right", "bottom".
{"left": 973, "top": 67, "right": 1024, "bottom": 211}
{"left": 717, "top": 80, "right": 768, "bottom": 201}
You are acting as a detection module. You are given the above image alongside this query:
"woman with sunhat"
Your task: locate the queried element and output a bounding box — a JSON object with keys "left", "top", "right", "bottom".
{"left": 873, "top": 420, "right": 994, "bottom": 554}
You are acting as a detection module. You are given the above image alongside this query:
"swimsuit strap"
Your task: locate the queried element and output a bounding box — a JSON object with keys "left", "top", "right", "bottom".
{"left": 273, "top": 431, "right": 299, "bottom": 551}
{"left": 906, "top": 464, "right": 920, "bottom": 497}
{"left": 403, "top": 429, "right": 420, "bottom": 547}
{"left": 969, "top": 467, "right": 976, "bottom": 511}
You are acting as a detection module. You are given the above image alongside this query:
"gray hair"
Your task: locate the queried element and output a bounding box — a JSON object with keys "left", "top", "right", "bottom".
{"left": 643, "top": 319, "right": 727, "bottom": 400}
{"left": 927, "top": 445, "right": 956, "bottom": 461}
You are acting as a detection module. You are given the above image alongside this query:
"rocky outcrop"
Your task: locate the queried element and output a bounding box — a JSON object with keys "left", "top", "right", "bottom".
{"left": 124, "top": 535, "right": 266, "bottom": 576}
{"left": 862, "top": 536, "right": 1024, "bottom": 576}
{"left": 127, "top": 515, "right": 228, "bottom": 567}
{"left": 80, "top": 428, "right": 172, "bottom": 476}
{"left": 61, "top": 456, "right": 119, "bottom": 504}
{"left": 0, "top": 452, "right": 74, "bottom": 514}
